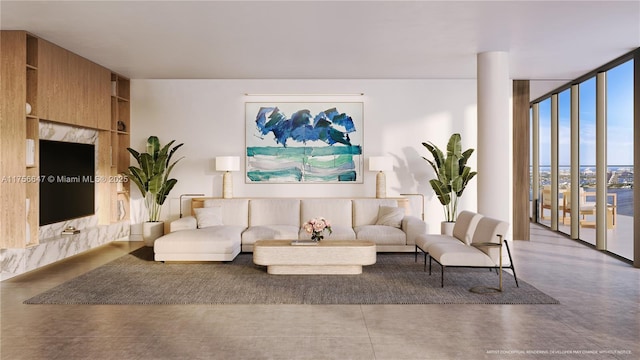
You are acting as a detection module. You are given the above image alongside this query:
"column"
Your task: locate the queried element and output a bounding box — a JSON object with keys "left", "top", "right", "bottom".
{"left": 477, "top": 52, "right": 511, "bottom": 224}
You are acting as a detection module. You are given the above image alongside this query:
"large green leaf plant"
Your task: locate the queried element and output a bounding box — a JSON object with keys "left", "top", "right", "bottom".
{"left": 126, "top": 136, "right": 184, "bottom": 222}
{"left": 422, "top": 133, "right": 477, "bottom": 222}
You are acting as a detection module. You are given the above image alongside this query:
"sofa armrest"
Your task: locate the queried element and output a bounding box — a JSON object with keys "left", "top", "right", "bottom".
{"left": 402, "top": 215, "right": 427, "bottom": 246}
{"left": 170, "top": 216, "right": 197, "bottom": 232}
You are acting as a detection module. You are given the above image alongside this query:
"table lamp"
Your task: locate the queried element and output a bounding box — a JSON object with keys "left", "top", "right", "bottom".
{"left": 216, "top": 156, "right": 240, "bottom": 198}
{"left": 369, "top": 156, "right": 393, "bottom": 198}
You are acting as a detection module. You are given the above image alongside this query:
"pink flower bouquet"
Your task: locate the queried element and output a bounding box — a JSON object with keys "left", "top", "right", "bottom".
{"left": 303, "top": 217, "right": 333, "bottom": 242}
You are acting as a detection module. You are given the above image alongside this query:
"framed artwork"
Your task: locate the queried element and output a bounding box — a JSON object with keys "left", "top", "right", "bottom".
{"left": 245, "top": 102, "right": 363, "bottom": 183}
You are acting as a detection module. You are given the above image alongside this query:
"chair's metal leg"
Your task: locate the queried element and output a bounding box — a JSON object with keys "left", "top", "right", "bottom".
{"left": 504, "top": 241, "right": 519, "bottom": 287}
{"left": 441, "top": 264, "right": 444, "bottom": 287}
{"left": 415, "top": 245, "right": 418, "bottom": 262}
{"left": 424, "top": 252, "right": 427, "bottom": 272}
{"left": 429, "top": 256, "right": 432, "bottom": 275}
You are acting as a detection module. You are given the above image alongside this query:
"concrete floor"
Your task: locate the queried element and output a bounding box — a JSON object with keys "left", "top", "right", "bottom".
{"left": 1, "top": 224, "right": 638, "bottom": 360}
{"left": 539, "top": 212, "right": 634, "bottom": 261}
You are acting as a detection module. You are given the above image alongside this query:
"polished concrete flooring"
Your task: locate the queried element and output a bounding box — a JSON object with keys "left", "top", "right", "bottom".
{"left": 539, "top": 212, "right": 634, "bottom": 261}
{"left": 1, "top": 224, "right": 638, "bottom": 360}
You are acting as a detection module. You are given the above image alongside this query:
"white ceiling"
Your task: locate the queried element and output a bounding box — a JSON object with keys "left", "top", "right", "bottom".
{"left": 1, "top": 0, "right": 639, "bottom": 97}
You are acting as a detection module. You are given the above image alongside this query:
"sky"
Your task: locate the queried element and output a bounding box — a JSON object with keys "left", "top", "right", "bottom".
{"left": 537, "top": 59, "right": 634, "bottom": 167}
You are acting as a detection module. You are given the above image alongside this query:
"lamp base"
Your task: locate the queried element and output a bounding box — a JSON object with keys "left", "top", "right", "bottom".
{"left": 376, "top": 171, "right": 386, "bottom": 198}
{"left": 222, "top": 171, "right": 233, "bottom": 199}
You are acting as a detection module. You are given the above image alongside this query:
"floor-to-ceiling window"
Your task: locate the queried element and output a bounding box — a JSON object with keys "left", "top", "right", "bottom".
{"left": 579, "top": 77, "right": 597, "bottom": 245}
{"left": 606, "top": 59, "right": 634, "bottom": 260}
{"left": 538, "top": 98, "right": 551, "bottom": 227}
{"left": 529, "top": 49, "right": 636, "bottom": 263}
{"left": 558, "top": 89, "right": 571, "bottom": 235}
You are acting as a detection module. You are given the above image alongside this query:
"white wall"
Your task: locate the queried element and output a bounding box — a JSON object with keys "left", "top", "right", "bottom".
{"left": 130, "top": 79, "right": 478, "bottom": 232}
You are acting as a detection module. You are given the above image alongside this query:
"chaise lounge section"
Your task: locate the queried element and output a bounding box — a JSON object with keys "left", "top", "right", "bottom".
{"left": 154, "top": 199, "right": 248, "bottom": 262}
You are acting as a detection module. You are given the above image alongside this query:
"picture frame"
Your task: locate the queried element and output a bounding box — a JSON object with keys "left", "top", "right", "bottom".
{"left": 245, "top": 102, "right": 364, "bottom": 183}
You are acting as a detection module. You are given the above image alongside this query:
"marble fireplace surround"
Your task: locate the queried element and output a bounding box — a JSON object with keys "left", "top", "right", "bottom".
{"left": 0, "top": 121, "right": 130, "bottom": 280}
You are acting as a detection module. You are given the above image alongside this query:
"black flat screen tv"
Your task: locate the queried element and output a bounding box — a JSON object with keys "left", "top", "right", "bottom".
{"left": 39, "top": 140, "right": 95, "bottom": 226}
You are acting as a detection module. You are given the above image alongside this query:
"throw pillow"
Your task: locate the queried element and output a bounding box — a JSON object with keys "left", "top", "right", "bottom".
{"left": 375, "top": 206, "right": 404, "bottom": 228}
{"left": 194, "top": 206, "right": 223, "bottom": 228}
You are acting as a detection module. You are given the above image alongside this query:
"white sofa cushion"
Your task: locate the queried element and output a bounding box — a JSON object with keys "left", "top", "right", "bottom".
{"left": 194, "top": 206, "right": 223, "bottom": 228}
{"left": 415, "top": 234, "right": 461, "bottom": 252}
{"left": 242, "top": 225, "right": 300, "bottom": 245}
{"left": 354, "top": 225, "right": 406, "bottom": 245}
{"left": 375, "top": 206, "right": 404, "bottom": 228}
{"left": 300, "top": 199, "right": 352, "bottom": 227}
{"left": 203, "top": 199, "right": 249, "bottom": 227}
{"left": 470, "top": 217, "right": 510, "bottom": 264}
{"left": 353, "top": 199, "right": 400, "bottom": 226}
{"left": 249, "top": 199, "right": 300, "bottom": 226}
{"left": 154, "top": 226, "right": 244, "bottom": 254}
{"left": 169, "top": 216, "right": 197, "bottom": 232}
{"left": 414, "top": 211, "right": 482, "bottom": 253}
{"left": 428, "top": 242, "right": 495, "bottom": 267}
{"left": 453, "top": 211, "right": 483, "bottom": 245}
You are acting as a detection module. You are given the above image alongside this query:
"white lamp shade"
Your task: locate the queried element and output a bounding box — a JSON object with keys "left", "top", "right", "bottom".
{"left": 369, "top": 156, "right": 392, "bottom": 172}
{"left": 216, "top": 156, "right": 240, "bottom": 172}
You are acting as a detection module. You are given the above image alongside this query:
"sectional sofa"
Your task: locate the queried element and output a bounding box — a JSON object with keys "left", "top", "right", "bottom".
{"left": 154, "top": 198, "right": 427, "bottom": 262}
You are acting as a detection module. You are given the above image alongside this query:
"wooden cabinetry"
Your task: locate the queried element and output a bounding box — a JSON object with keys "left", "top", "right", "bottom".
{"left": 1, "top": 31, "right": 28, "bottom": 248}
{"left": 0, "top": 30, "right": 130, "bottom": 249}
{"left": 110, "top": 74, "right": 131, "bottom": 223}
{"left": 25, "top": 34, "right": 39, "bottom": 246}
{"left": 0, "top": 31, "right": 41, "bottom": 247}
{"left": 37, "top": 39, "right": 111, "bottom": 129}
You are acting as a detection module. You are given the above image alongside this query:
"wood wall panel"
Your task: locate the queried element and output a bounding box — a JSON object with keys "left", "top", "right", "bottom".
{"left": 513, "top": 80, "right": 530, "bottom": 241}
{"left": 92, "top": 66, "right": 111, "bottom": 130}
{"left": 0, "top": 31, "right": 27, "bottom": 248}
{"left": 37, "top": 40, "right": 65, "bottom": 123}
{"left": 37, "top": 39, "right": 110, "bottom": 128}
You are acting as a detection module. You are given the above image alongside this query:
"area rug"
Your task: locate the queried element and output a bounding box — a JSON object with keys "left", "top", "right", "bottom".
{"left": 25, "top": 247, "right": 559, "bottom": 305}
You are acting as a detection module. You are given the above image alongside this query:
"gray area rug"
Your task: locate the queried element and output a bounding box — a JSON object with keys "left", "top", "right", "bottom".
{"left": 25, "top": 247, "right": 559, "bottom": 305}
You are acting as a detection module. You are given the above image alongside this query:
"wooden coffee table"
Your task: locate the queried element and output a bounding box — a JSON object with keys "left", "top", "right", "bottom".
{"left": 253, "top": 240, "right": 376, "bottom": 275}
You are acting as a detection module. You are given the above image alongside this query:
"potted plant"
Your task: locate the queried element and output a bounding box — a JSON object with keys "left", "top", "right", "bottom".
{"left": 422, "top": 133, "right": 477, "bottom": 235}
{"left": 126, "top": 136, "right": 184, "bottom": 246}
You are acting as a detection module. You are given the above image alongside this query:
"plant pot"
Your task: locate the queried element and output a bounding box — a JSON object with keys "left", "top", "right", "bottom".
{"left": 441, "top": 221, "right": 455, "bottom": 236}
{"left": 142, "top": 221, "right": 164, "bottom": 247}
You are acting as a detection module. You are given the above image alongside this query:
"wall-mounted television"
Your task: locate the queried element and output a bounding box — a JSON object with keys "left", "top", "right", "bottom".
{"left": 39, "top": 140, "right": 95, "bottom": 226}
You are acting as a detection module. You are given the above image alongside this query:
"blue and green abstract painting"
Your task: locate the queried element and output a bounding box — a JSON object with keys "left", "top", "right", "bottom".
{"left": 245, "top": 102, "right": 363, "bottom": 183}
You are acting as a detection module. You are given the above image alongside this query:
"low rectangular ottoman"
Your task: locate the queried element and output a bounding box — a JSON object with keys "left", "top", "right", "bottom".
{"left": 253, "top": 240, "right": 376, "bottom": 275}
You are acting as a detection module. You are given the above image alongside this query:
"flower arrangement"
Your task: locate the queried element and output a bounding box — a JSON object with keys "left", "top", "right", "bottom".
{"left": 303, "top": 217, "right": 332, "bottom": 242}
